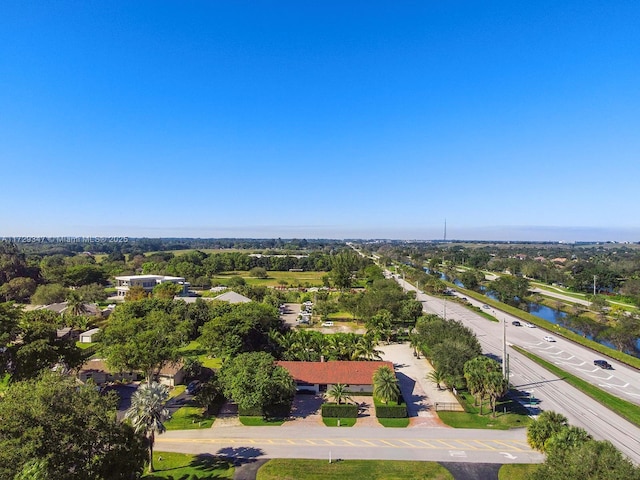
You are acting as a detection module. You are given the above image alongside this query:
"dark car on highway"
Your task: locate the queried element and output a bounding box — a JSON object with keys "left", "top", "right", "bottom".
{"left": 594, "top": 360, "right": 613, "bottom": 370}
{"left": 512, "top": 321, "right": 521, "bottom": 326}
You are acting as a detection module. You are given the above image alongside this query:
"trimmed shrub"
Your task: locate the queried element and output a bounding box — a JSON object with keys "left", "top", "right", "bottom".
{"left": 374, "top": 395, "right": 408, "bottom": 418}
{"left": 321, "top": 403, "right": 358, "bottom": 418}
{"left": 375, "top": 404, "right": 408, "bottom": 418}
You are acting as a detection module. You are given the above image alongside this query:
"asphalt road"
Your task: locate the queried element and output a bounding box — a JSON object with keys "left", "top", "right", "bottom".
{"left": 396, "top": 277, "right": 640, "bottom": 464}
{"left": 156, "top": 424, "right": 543, "bottom": 465}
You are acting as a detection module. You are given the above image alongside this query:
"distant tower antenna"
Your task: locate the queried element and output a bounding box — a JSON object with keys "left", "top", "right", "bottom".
{"left": 444, "top": 219, "right": 447, "bottom": 242}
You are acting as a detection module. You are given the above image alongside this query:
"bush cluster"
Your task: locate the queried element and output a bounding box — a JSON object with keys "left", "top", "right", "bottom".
{"left": 321, "top": 403, "right": 358, "bottom": 418}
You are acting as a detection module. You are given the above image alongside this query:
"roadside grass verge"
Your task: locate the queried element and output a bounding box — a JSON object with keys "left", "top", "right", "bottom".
{"left": 377, "top": 417, "right": 410, "bottom": 427}
{"left": 448, "top": 283, "right": 640, "bottom": 370}
{"left": 142, "top": 452, "right": 234, "bottom": 479}
{"left": 498, "top": 463, "right": 539, "bottom": 480}
{"left": 512, "top": 346, "right": 640, "bottom": 428}
{"left": 437, "top": 391, "right": 530, "bottom": 429}
{"left": 239, "top": 416, "right": 286, "bottom": 426}
{"left": 256, "top": 459, "right": 454, "bottom": 480}
{"left": 165, "top": 405, "right": 214, "bottom": 430}
{"left": 322, "top": 417, "right": 356, "bottom": 427}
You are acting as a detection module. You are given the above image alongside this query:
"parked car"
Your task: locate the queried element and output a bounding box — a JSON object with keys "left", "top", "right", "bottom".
{"left": 524, "top": 322, "right": 536, "bottom": 328}
{"left": 543, "top": 336, "right": 556, "bottom": 342}
{"left": 186, "top": 380, "right": 201, "bottom": 395}
{"left": 321, "top": 321, "right": 334, "bottom": 327}
{"left": 594, "top": 359, "right": 613, "bottom": 370}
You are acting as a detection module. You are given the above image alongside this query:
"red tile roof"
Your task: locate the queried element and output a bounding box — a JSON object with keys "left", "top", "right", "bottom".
{"left": 276, "top": 361, "right": 394, "bottom": 385}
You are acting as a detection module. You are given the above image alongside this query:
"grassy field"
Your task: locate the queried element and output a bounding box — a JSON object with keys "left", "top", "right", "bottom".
{"left": 256, "top": 459, "right": 454, "bottom": 480}
{"left": 437, "top": 391, "right": 531, "bottom": 430}
{"left": 513, "top": 346, "right": 640, "bottom": 428}
{"left": 165, "top": 405, "right": 215, "bottom": 430}
{"left": 142, "top": 452, "right": 234, "bottom": 479}
{"left": 322, "top": 417, "right": 357, "bottom": 427}
{"left": 167, "top": 384, "right": 185, "bottom": 400}
{"left": 211, "top": 270, "right": 327, "bottom": 287}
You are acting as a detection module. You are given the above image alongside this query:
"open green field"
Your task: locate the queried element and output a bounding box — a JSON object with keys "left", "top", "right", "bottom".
{"left": 437, "top": 391, "right": 531, "bottom": 430}
{"left": 211, "top": 270, "right": 327, "bottom": 287}
{"left": 142, "top": 452, "right": 234, "bottom": 479}
{"left": 257, "top": 459, "right": 454, "bottom": 480}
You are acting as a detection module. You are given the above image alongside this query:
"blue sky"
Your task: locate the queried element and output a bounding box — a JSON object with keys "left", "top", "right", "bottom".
{"left": 2, "top": 1, "right": 639, "bottom": 241}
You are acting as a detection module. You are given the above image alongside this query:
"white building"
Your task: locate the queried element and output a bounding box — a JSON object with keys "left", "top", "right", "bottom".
{"left": 114, "top": 275, "right": 189, "bottom": 297}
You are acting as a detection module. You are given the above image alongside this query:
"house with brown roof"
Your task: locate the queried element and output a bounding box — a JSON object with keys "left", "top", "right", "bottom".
{"left": 156, "top": 361, "right": 186, "bottom": 387}
{"left": 77, "top": 359, "right": 137, "bottom": 385}
{"left": 276, "top": 360, "right": 395, "bottom": 394}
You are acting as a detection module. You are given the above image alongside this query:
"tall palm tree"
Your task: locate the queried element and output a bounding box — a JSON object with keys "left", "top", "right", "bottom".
{"left": 125, "top": 382, "right": 170, "bottom": 473}
{"left": 373, "top": 366, "right": 400, "bottom": 404}
{"left": 326, "top": 383, "right": 352, "bottom": 405}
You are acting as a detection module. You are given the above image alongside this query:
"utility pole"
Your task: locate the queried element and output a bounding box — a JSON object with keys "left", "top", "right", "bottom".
{"left": 502, "top": 317, "right": 507, "bottom": 378}
{"left": 593, "top": 275, "right": 597, "bottom": 296}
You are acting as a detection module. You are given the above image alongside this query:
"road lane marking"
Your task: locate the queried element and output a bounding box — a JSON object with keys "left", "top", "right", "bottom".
{"left": 493, "top": 440, "right": 523, "bottom": 451}
{"left": 472, "top": 440, "right": 498, "bottom": 450}
{"left": 436, "top": 440, "right": 457, "bottom": 449}
{"left": 453, "top": 440, "right": 479, "bottom": 450}
{"left": 417, "top": 440, "right": 436, "bottom": 448}
{"left": 361, "top": 439, "right": 377, "bottom": 446}
{"left": 342, "top": 439, "right": 358, "bottom": 446}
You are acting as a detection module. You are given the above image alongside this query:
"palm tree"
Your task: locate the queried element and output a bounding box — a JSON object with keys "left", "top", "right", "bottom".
{"left": 373, "top": 366, "right": 400, "bottom": 404}
{"left": 66, "top": 291, "right": 87, "bottom": 316}
{"left": 486, "top": 371, "right": 508, "bottom": 417}
{"left": 427, "top": 369, "right": 446, "bottom": 391}
{"left": 326, "top": 383, "right": 352, "bottom": 405}
{"left": 353, "top": 333, "right": 382, "bottom": 361}
{"left": 125, "top": 382, "right": 170, "bottom": 473}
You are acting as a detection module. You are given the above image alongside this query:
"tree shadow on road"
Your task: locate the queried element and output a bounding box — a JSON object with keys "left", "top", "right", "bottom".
{"left": 215, "top": 446, "right": 265, "bottom": 467}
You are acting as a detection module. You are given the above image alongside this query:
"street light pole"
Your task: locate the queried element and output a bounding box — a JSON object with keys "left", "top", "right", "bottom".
{"left": 502, "top": 317, "right": 507, "bottom": 378}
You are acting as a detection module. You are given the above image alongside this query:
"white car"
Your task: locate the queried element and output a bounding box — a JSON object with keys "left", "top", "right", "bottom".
{"left": 321, "top": 321, "right": 334, "bottom": 327}
{"left": 482, "top": 304, "right": 490, "bottom": 309}
{"left": 543, "top": 336, "right": 555, "bottom": 342}
{"left": 524, "top": 322, "right": 536, "bottom": 328}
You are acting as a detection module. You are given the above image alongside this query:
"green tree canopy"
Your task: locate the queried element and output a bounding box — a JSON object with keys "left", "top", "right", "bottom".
{"left": 373, "top": 365, "right": 400, "bottom": 404}
{"left": 0, "top": 372, "right": 146, "bottom": 480}
{"left": 218, "top": 352, "right": 295, "bottom": 416}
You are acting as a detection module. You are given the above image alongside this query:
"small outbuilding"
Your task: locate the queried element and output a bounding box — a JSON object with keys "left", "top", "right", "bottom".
{"left": 79, "top": 327, "right": 100, "bottom": 343}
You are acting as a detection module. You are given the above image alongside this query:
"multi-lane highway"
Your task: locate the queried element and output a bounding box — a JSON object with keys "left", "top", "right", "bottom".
{"left": 395, "top": 276, "right": 640, "bottom": 463}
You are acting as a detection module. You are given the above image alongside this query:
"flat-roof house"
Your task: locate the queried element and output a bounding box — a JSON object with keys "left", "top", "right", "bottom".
{"left": 276, "top": 360, "right": 395, "bottom": 394}
{"left": 114, "top": 275, "right": 189, "bottom": 297}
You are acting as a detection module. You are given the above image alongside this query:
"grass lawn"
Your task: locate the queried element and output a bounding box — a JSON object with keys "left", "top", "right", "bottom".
{"left": 165, "top": 405, "right": 215, "bottom": 430}
{"left": 257, "top": 459, "right": 454, "bottom": 480}
{"left": 211, "top": 270, "right": 327, "bottom": 287}
{"left": 239, "top": 416, "right": 286, "bottom": 426}
{"left": 377, "top": 417, "right": 410, "bottom": 427}
{"left": 498, "top": 463, "right": 540, "bottom": 479}
{"left": 322, "top": 417, "right": 357, "bottom": 427}
{"left": 437, "top": 391, "right": 531, "bottom": 430}
{"left": 167, "top": 384, "right": 185, "bottom": 400}
{"left": 513, "top": 346, "right": 640, "bottom": 428}
{"left": 178, "top": 341, "right": 222, "bottom": 370}
{"left": 75, "top": 341, "right": 97, "bottom": 350}
{"left": 142, "top": 452, "right": 234, "bottom": 479}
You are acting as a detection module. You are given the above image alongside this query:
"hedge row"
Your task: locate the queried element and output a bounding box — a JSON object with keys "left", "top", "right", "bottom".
{"left": 321, "top": 403, "right": 358, "bottom": 418}
{"left": 375, "top": 404, "right": 407, "bottom": 418}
